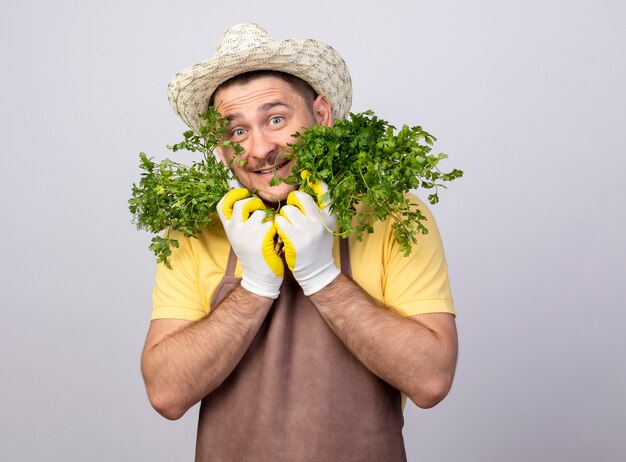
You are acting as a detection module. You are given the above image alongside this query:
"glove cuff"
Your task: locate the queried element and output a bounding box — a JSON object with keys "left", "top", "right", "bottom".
{"left": 241, "top": 275, "right": 282, "bottom": 300}
{"left": 296, "top": 263, "right": 341, "bottom": 296}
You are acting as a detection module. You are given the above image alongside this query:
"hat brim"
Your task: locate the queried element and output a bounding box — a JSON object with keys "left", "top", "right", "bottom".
{"left": 168, "top": 39, "right": 352, "bottom": 131}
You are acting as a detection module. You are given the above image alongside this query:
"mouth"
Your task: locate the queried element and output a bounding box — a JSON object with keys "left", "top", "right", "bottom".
{"left": 253, "top": 158, "right": 292, "bottom": 176}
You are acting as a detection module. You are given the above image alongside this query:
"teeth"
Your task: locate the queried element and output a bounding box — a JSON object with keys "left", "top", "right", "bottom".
{"left": 257, "top": 161, "right": 287, "bottom": 175}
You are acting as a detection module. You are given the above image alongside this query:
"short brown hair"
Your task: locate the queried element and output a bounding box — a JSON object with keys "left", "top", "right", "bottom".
{"left": 209, "top": 70, "right": 318, "bottom": 109}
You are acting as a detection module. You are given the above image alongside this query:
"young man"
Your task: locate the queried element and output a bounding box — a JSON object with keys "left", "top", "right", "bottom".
{"left": 141, "top": 23, "right": 458, "bottom": 461}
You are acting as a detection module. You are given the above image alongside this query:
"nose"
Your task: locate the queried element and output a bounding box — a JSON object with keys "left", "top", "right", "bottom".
{"left": 244, "top": 130, "right": 279, "bottom": 165}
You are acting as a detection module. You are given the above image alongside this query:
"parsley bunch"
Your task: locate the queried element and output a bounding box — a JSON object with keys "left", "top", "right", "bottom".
{"left": 129, "top": 108, "right": 462, "bottom": 267}
{"left": 286, "top": 110, "right": 463, "bottom": 256}
{"left": 128, "top": 110, "right": 241, "bottom": 268}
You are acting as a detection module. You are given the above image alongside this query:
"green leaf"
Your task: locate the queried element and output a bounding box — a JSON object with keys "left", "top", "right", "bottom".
{"left": 129, "top": 107, "right": 463, "bottom": 267}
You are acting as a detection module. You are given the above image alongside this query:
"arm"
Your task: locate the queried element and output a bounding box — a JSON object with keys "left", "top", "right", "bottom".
{"left": 141, "top": 287, "right": 273, "bottom": 420}
{"left": 274, "top": 186, "right": 457, "bottom": 408}
{"left": 142, "top": 189, "right": 284, "bottom": 420}
{"left": 310, "top": 273, "right": 458, "bottom": 408}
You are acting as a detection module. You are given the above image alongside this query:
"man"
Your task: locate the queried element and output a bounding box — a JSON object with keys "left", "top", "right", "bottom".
{"left": 141, "top": 23, "right": 458, "bottom": 461}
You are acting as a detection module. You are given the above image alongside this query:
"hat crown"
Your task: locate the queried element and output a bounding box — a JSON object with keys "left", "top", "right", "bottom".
{"left": 215, "top": 23, "right": 274, "bottom": 57}
{"left": 168, "top": 23, "right": 352, "bottom": 131}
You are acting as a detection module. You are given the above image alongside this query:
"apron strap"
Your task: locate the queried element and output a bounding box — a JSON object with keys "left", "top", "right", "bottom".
{"left": 339, "top": 237, "right": 352, "bottom": 279}
{"left": 225, "top": 247, "right": 238, "bottom": 277}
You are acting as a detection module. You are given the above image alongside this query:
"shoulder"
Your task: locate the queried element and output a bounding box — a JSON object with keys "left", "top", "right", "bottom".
{"left": 164, "top": 222, "right": 230, "bottom": 265}
{"left": 350, "top": 191, "right": 441, "bottom": 254}
{"left": 151, "top": 222, "right": 235, "bottom": 321}
{"left": 348, "top": 192, "right": 454, "bottom": 316}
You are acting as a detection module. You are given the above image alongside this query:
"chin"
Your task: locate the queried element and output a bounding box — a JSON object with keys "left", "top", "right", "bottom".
{"left": 256, "top": 184, "right": 296, "bottom": 207}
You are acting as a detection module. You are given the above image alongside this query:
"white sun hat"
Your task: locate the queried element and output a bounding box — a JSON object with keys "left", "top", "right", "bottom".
{"left": 167, "top": 23, "right": 353, "bottom": 131}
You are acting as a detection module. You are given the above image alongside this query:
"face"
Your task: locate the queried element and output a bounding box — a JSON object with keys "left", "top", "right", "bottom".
{"left": 213, "top": 76, "right": 332, "bottom": 205}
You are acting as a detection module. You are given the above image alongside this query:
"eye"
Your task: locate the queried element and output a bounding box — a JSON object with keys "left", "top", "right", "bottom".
{"left": 231, "top": 128, "right": 245, "bottom": 138}
{"left": 270, "top": 116, "right": 284, "bottom": 125}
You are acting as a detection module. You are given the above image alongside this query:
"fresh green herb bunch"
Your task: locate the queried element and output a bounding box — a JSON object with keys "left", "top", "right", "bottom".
{"left": 128, "top": 109, "right": 242, "bottom": 268}
{"left": 286, "top": 110, "right": 463, "bottom": 256}
{"left": 129, "top": 108, "right": 462, "bottom": 267}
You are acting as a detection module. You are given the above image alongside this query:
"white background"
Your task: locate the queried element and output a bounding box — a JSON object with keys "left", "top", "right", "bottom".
{"left": 1, "top": 0, "right": 625, "bottom": 460}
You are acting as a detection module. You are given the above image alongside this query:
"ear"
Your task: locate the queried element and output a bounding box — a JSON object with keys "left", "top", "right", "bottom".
{"left": 312, "top": 95, "right": 333, "bottom": 126}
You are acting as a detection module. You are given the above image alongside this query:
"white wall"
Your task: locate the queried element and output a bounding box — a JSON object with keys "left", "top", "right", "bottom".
{"left": 1, "top": 0, "right": 624, "bottom": 460}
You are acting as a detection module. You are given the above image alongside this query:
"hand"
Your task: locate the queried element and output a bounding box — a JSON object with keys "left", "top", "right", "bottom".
{"left": 217, "top": 188, "right": 284, "bottom": 299}
{"left": 274, "top": 177, "right": 340, "bottom": 296}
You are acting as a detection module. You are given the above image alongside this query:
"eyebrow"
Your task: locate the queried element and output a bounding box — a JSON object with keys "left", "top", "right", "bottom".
{"left": 224, "top": 100, "right": 290, "bottom": 122}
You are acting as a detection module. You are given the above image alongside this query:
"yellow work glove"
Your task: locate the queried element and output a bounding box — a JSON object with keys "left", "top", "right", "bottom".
{"left": 217, "top": 188, "right": 284, "bottom": 299}
{"left": 274, "top": 178, "right": 340, "bottom": 296}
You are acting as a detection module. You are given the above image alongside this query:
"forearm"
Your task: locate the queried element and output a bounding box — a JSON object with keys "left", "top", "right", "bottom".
{"left": 142, "top": 285, "right": 273, "bottom": 419}
{"left": 310, "top": 273, "right": 457, "bottom": 408}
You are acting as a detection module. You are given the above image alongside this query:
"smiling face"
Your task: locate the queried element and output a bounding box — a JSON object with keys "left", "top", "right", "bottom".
{"left": 213, "top": 75, "right": 332, "bottom": 205}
